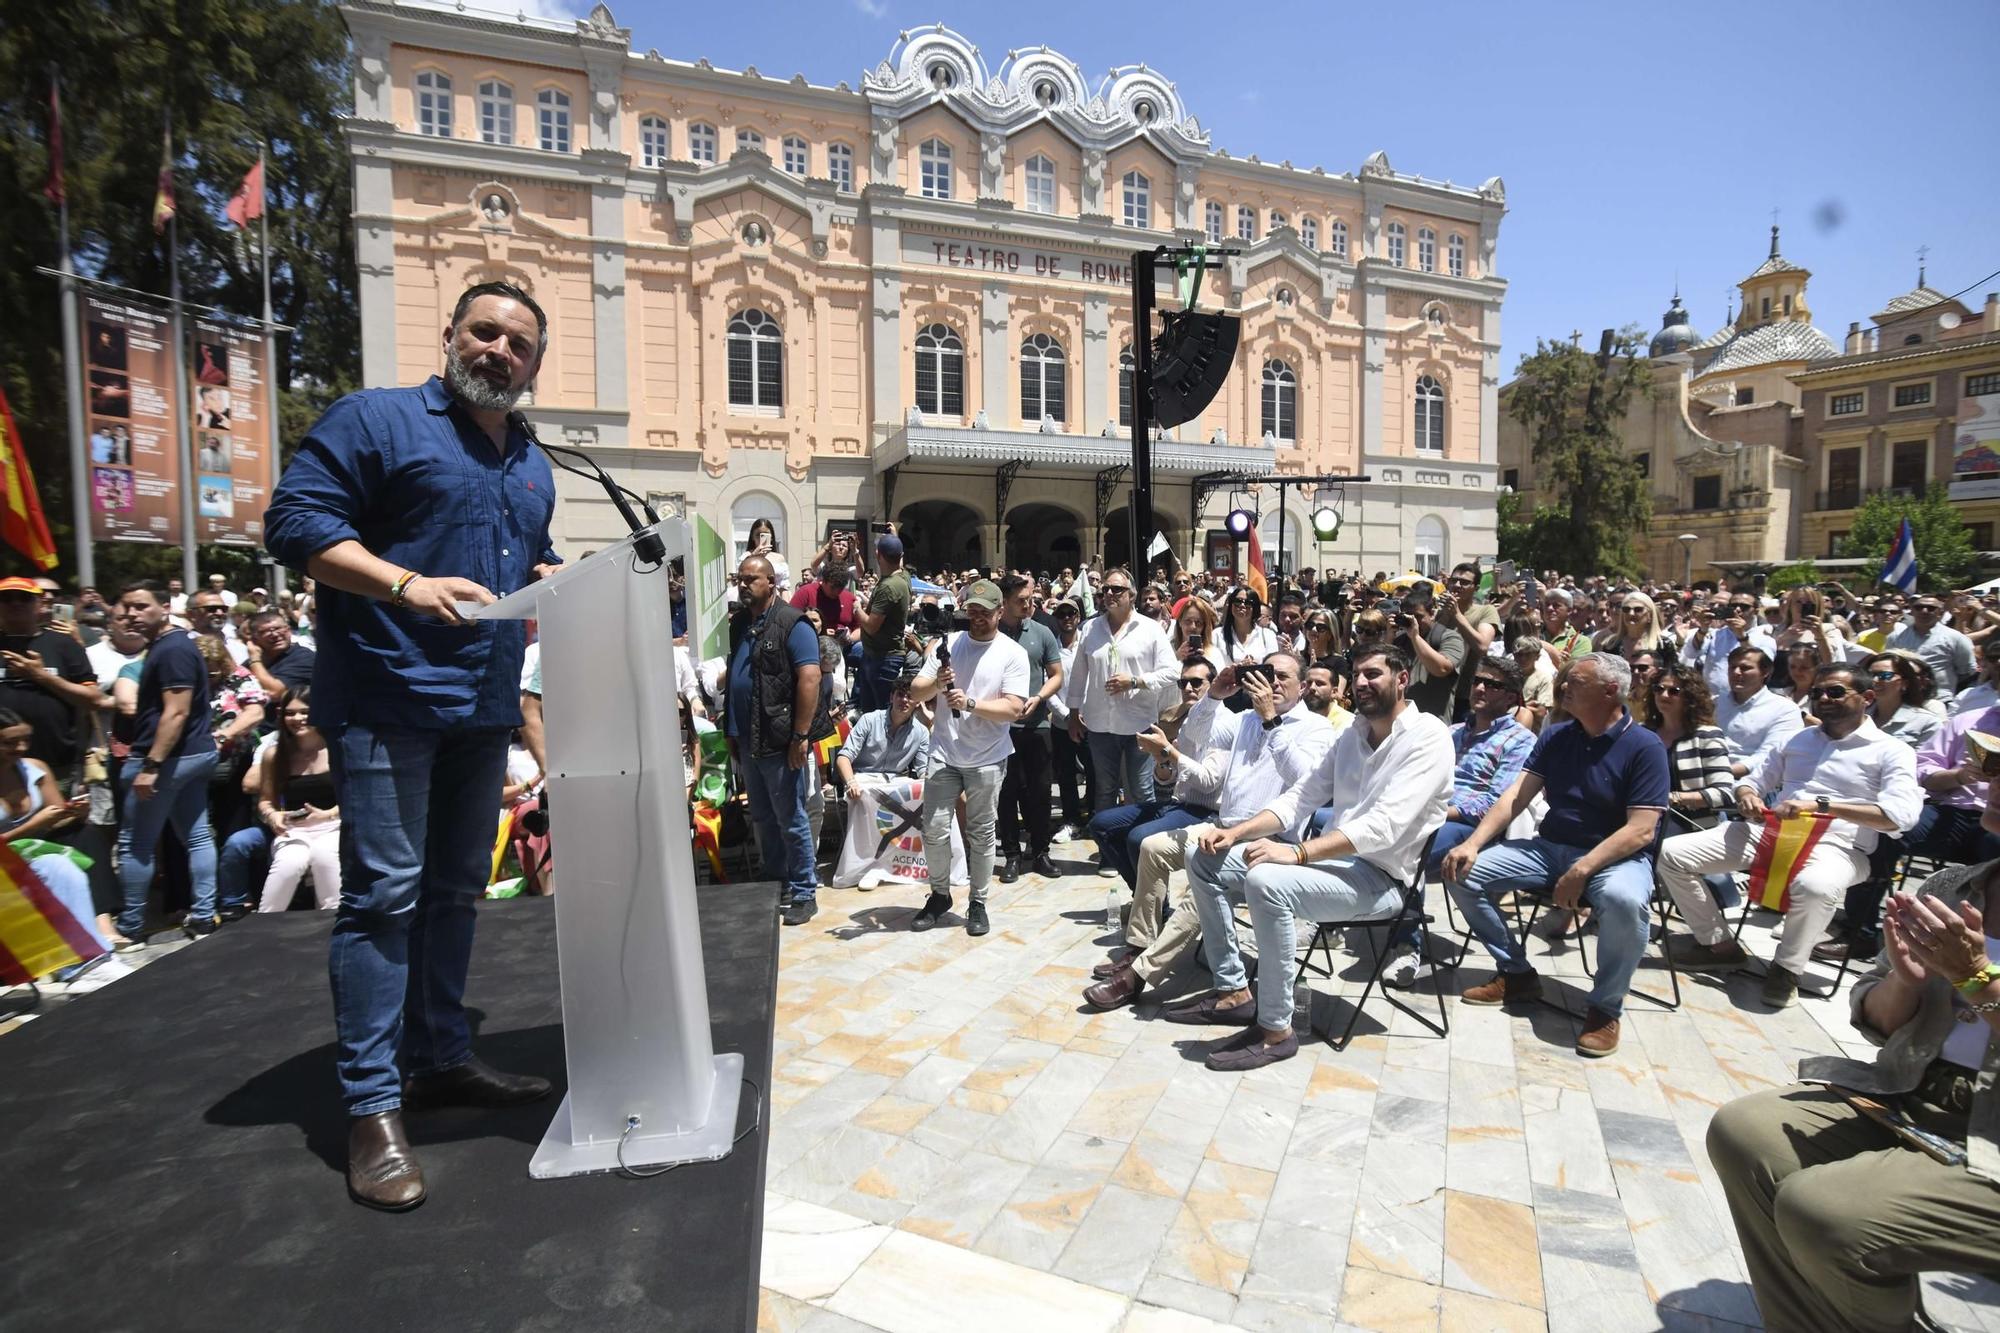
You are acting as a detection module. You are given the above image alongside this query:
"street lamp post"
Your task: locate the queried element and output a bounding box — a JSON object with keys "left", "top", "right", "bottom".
{"left": 1678, "top": 532, "right": 1698, "bottom": 588}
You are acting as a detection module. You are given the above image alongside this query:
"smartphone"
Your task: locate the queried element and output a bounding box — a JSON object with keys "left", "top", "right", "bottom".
{"left": 1494, "top": 560, "right": 1517, "bottom": 587}
{"left": 1524, "top": 579, "right": 1540, "bottom": 609}
{"left": 1379, "top": 597, "right": 1402, "bottom": 620}
{"left": 870, "top": 522, "right": 893, "bottom": 534}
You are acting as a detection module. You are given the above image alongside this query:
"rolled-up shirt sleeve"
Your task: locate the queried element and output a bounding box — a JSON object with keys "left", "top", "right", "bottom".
{"left": 264, "top": 395, "right": 385, "bottom": 568}
{"left": 1874, "top": 743, "right": 1924, "bottom": 835}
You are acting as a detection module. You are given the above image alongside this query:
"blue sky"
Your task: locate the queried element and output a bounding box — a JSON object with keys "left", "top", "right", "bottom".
{"left": 571, "top": 0, "right": 2000, "bottom": 373}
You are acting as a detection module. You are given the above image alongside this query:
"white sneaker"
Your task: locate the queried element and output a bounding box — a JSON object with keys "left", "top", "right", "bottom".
{"left": 1051, "top": 825, "right": 1076, "bottom": 845}
{"left": 64, "top": 954, "right": 135, "bottom": 993}
{"left": 1382, "top": 949, "right": 1433, "bottom": 990}
{"left": 1096, "top": 865, "right": 1121, "bottom": 879}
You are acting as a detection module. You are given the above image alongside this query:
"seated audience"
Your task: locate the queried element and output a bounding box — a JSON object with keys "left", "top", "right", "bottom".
{"left": 1442, "top": 653, "right": 1671, "bottom": 1058}
{"left": 1642, "top": 664, "right": 1737, "bottom": 824}
{"left": 1299, "top": 660, "right": 1354, "bottom": 732}
{"left": 256, "top": 688, "right": 341, "bottom": 912}
{"left": 1716, "top": 645, "right": 1804, "bottom": 778}
{"left": 1168, "top": 646, "right": 1452, "bottom": 1069}
{"left": 0, "top": 708, "right": 114, "bottom": 978}
{"left": 1511, "top": 636, "right": 1555, "bottom": 730}
{"left": 1087, "top": 659, "right": 1221, "bottom": 894}
{"left": 1949, "top": 635, "right": 2000, "bottom": 717}
{"left": 1706, "top": 791, "right": 2000, "bottom": 1332}
{"left": 833, "top": 673, "right": 931, "bottom": 791}
{"left": 1862, "top": 649, "right": 1943, "bottom": 752}
{"left": 1658, "top": 663, "right": 1922, "bottom": 1006}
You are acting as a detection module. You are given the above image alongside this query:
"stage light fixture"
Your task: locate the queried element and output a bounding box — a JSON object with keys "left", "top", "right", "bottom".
{"left": 1225, "top": 507, "right": 1256, "bottom": 539}
{"left": 1149, "top": 309, "right": 1241, "bottom": 429}
{"left": 1311, "top": 506, "right": 1341, "bottom": 541}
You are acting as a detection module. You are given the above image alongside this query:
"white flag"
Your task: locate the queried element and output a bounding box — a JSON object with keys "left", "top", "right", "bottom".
{"left": 1146, "top": 531, "right": 1171, "bottom": 561}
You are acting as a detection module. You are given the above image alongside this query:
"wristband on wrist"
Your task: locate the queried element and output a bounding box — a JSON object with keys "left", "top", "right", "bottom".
{"left": 1954, "top": 962, "right": 2000, "bottom": 997}
{"left": 139, "top": 756, "right": 161, "bottom": 774}
{"left": 1295, "top": 842, "right": 1308, "bottom": 865}
{"left": 390, "top": 571, "right": 419, "bottom": 607}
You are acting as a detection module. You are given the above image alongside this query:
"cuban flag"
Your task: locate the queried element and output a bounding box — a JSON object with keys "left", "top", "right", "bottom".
{"left": 1881, "top": 517, "right": 1918, "bottom": 593}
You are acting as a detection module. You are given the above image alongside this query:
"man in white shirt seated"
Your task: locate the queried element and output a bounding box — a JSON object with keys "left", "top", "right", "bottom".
{"left": 1083, "top": 652, "right": 1333, "bottom": 1011}
{"left": 1716, "top": 645, "right": 1804, "bottom": 777}
{"left": 1659, "top": 661, "right": 1924, "bottom": 1008}
{"left": 1165, "top": 646, "right": 1452, "bottom": 1070}
{"left": 1949, "top": 636, "right": 2000, "bottom": 717}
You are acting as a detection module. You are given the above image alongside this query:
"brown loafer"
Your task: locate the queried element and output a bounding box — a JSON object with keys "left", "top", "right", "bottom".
{"left": 403, "top": 1056, "right": 553, "bottom": 1111}
{"left": 1092, "top": 950, "right": 1138, "bottom": 979}
{"left": 1575, "top": 1007, "right": 1620, "bottom": 1059}
{"left": 1461, "top": 970, "right": 1541, "bottom": 1007}
{"left": 1162, "top": 993, "right": 1257, "bottom": 1026}
{"left": 1083, "top": 965, "right": 1144, "bottom": 1011}
{"left": 347, "top": 1110, "right": 425, "bottom": 1211}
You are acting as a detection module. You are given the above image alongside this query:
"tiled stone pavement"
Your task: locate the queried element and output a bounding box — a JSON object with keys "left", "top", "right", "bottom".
{"left": 757, "top": 850, "right": 2000, "bottom": 1332}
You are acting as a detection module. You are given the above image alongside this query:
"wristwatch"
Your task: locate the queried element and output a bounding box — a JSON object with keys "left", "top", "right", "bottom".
{"left": 1262, "top": 714, "right": 1281, "bottom": 731}
{"left": 791, "top": 731, "right": 811, "bottom": 742}
{"left": 139, "top": 756, "right": 162, "bottom": 774}
{"left": 1814, "top": 795, "right": 1832, "bottom": 815}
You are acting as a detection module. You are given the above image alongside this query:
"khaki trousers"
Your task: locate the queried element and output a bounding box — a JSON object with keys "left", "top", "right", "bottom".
{"left": 1128, "top": 824, "right": 1210, "bottom": 985}
{"left": 1707, "top": 1084, "right": 2000, "bottom": 1332}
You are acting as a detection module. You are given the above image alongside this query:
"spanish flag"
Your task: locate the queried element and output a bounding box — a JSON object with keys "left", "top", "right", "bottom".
{"left": 0, "top": 842, "right": 103, "bottom": 984}
{"left": 1746, "top": 809, "right": 1833, "bottom": 913}
{"left": 1243, "top": 523, "right": 1269, "bottom": 604}
{"left": 0, "top": 388, "right": 59, "bottom": 571}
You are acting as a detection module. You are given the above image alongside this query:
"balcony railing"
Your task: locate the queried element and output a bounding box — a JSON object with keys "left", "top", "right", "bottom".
{"left": 1815, "top": 484, "right": 1922, "bottom": 511}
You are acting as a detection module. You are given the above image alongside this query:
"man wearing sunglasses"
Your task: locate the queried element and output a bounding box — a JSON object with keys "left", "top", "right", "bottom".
{"left": 1891, "top": 597, "right": 1977, "bottom": 700}
{"left": 1064, "top": 567, "right": 1178, "bottom": 819}
{"left": 1683, "top": 591, "right": 1777, "bottom": 701}
{"left": 1658, "top": 663, "right": 1923, "bottom": 1008}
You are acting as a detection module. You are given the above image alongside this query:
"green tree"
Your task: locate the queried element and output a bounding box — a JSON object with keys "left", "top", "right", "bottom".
{"left": 1504, "top": 331, "right": 1654, "bottom": 580}
{"left": 1836, "top": 483, "right": 1976, "bottom": 593}
{"left": 1765, "top": 560, "right": 1821, "bottom": 594}
{"left": 1494, "top": 487, "right": 1570, "bottom": 575}
{"left": 0, "top": 1, "right": 357, "bottom": 579}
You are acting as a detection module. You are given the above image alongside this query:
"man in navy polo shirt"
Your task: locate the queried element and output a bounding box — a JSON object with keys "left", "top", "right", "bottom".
{"left": 1440, "top": 652, "right": 1671, "bottom": 1059}
{"left": 267, "top": 281, "right": 561, "bottom": 1212}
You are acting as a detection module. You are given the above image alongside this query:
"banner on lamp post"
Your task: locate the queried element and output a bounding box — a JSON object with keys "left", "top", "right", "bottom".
{"left": 188, "top": 314, "right": 275, "bottom": 546}
{"left": 80, "top": 291, "right": 182, "bottom": 546}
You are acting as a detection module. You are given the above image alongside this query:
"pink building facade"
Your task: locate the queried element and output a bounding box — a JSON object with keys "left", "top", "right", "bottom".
{"left": 344, "top": 2, "right": 1509, "bottom": 576}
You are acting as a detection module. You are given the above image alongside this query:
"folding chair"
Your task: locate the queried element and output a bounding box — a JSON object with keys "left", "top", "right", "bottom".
{"left": 1292, "top": 828, "right": 1449, "bottom": 1051}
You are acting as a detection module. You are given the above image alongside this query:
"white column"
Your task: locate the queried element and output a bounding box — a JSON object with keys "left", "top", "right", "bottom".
{"left": 353, "top": 156, "right": 396, "bottom": 388}
{"left": 591, "top": 181, "right": 628, "bottom": 416}
{"left": 1480, "top": 302, "right": 1501, "bottom": 467}
{"left": 981, "top": 282, "right": 1009, "bottom": 424}
{"left": 1082, "top": 293, "right": 1109, "bottom": 432}
{"left": 869, "top": 210, "right": 902, "bottom": 432}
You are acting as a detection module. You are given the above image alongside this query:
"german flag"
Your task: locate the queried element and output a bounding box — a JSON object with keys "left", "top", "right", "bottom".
{"left": 1746, "top": 809, "right": 1832, "bottom": 913}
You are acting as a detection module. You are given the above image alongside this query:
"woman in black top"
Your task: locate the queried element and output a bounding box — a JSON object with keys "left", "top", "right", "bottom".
{"left": 255, "top": 687, "right": 341, "bottom": 911}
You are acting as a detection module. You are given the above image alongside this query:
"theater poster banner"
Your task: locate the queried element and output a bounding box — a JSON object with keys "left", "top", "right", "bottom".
{"left": 189, "top": 316, "right": 274, "bottom": 546}
{"left": 81, "top": 292, "right": 181, "bottom": 545}
{"left": 1952, "top": 383, "right": 2000, "bottom": 501}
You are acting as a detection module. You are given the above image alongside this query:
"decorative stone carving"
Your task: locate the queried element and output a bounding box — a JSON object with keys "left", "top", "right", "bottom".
{"left": 1080, "top": 149, "right": 1105, "bottom": 213}
{"left": 580, "top": 3, "right": 625, "bottom": 41}
{"left": 480, "top": 192, "right": 511, "bottom": 224}
{"left": 871, "top": 114, "right": 897, "bottom": 180}
{"left": 1360, "top": 150, "right": 1394, "bottom": 178}
{"left": 979, "top": 131, "right": 1005, "bottom": 197}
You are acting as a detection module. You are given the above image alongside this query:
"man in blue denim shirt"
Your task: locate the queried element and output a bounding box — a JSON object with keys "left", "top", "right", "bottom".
{"left": 265, "top": 282, "right": 560, "bottom": 1212}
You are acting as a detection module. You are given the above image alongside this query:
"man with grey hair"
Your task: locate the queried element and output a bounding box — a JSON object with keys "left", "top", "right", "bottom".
{"left": 1439, "top": 652, "right": 1672, "bottom": 1058}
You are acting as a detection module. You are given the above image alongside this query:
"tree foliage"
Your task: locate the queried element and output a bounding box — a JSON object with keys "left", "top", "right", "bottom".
{"left": 1836, "top": 483, "right": 1977, "bottom": 593}
{"left": 1764, "top": 560, "right": 1821, "bottom": 593}
{"left": 1504, "top": 331, "right": 1654, "bottom": 580}
{"left": 0, "top": 0, "right": 356, "bottom": 579}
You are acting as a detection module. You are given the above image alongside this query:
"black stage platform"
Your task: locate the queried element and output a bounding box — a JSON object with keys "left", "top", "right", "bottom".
{"left": 0, "top": 883, "right": 779, "bottom": 1332}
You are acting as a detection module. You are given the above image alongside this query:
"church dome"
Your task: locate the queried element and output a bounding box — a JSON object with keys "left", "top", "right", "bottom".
{"left": 1649, "top": 291, "right": 1701, "bottom": 357}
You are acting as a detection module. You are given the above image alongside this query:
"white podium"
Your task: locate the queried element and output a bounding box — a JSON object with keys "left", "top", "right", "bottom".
{"left": 470, "top": 520, "right": 743, "bottom": 1178}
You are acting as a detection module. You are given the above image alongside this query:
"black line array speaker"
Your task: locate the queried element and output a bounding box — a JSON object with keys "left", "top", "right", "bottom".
{"left": 1148, "top": 309, "right": 1240, "bottom": 430}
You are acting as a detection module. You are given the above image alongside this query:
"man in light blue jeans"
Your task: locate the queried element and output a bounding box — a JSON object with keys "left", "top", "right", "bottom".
{"left": 117, "top": 750, "right": 219, "bottom": 936}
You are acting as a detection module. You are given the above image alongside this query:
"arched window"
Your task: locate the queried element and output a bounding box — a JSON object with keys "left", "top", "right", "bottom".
{"left": 638, "top": 115, "right": 669, "bottom": 168}
{"left": 1386, "top": 221, "right": 1406, "bottom": 267}
{"left": 476, "top": 79, "right": 513, "bottom": 145}
{"left": 1417, "top": 227, "right": 1437, "bottom": 273}
{"left": 1025, "top": 155, "right": 1056, "bottom": 214}
{"left": 536, "top": 88, "right": 571, "bottom": 153}
{"left": 781, "top": 136, "right": 809, "bottom": 175}
{"left": 1270, "top": 208, "right": 1288, "bottom": 232}
{"left": 731, "top": 492, "right": 786, "bottom": 568}
{"left": 1236, "top": 206, "right": 1257, "bottom": 241}
{"left": 1414, "top": 375, "right": 1445, "bottom": 453}
{"left": 1330, "top": 219, "right": 1348, "bottom": 259}
{"left": 727, "top": 308, "right": 783, "bottom": 413}
{"left": 1414, "top": 515, "right": 1447, "bottom": 578}
{"left": 1021, "top": 333, "right": 1067, "bottom": 424}
{"left": 416, "top": 70, "right": 452, "bottom": 138}
{"left": 915, "top": 323, "right": 964, "bottom": 416}
{"left": 1448, "top": 233, "right": 1465, "bottom": 278}
{"left": 1118, "top": 346, "right": 1135, "bottom": 427}
{"left": 1261, "top": 358, "right": 1297, "bottom": 442}
{"left": 1205, "top": 201, "right": 1224, "bottom": 243}
{"left": 919, "top": 139, "right": 952, "bottom": 199}
{"left": 688, "top": 122, "right": 718, "bottom": 164}
{"left": 736, "top": 127, "right": 764, "bottom": 154}
{"left": 1300, "top": 216, "right": 1318, "bottom": 250}
{"left": 1121, "top": 171, "right": 1150, "bottom": 229}
{"left": 827, "top": 143, "right": 855, "bottom": 192}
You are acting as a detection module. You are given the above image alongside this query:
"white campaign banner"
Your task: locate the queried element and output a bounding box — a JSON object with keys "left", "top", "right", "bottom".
{"left": 833, "top": 774, "right": 967, "bottom": 889}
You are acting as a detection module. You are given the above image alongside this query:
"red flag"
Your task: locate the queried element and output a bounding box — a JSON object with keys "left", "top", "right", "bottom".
{"left": 42, "top": 74, "right": 64, "bottom": 206}
{"left": 226, "top": 155, "right": 265, "bottom": 229}
{"left": 1243, "top": 524, "right": 1269, "bottom": 604}
{"left": 152, "top": 123, "right": 176, "bottom": 234}
{"left": 0, "top": 390, "right": 60, "bottom": 572}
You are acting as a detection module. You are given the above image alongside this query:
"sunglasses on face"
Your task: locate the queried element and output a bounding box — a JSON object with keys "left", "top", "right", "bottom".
{"left": 1652, "top": 684, "right": 1683, "bottom": 698}
{"left": 1101, "top": 585, "right": 1132, "bottom": 597}
{"left": 1808, "top": 684, "right": 1858, "bottom": 701}
{"left": 1178, "top": 677, "right": 1207, "bottom": 689}
{"left": 1471, "top": 678, "right": 1514, "bottom": 692}
{"left": 1869, "top": 670, "right": 1900, "bottom": 682}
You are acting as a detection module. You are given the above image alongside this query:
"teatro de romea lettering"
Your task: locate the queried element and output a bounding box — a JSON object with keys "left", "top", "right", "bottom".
{"left": 343, "top": 1, "right": 1510, "bottom": 577}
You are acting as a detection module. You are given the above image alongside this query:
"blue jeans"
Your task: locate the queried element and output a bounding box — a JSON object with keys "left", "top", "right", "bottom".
{"left": 116, "top": 750, "right": 219, "bottom": 937}
{"left": 854, "top": 649, "right": 902, "bottom": 715}
{"left": 41, "top": 854, "right": 112, "bottom": 980}
{"left": 1448, "top": 836, "right": 1655, "bottom": 1019}
{"left": 1089, "top": 800, "right": 1211, "bottom": 888}
{"left": 743, "top": 750, "right": 816, "bottom": 902}
{"left": 1085, "top": 730, "right": 1154, "bottom": 812}
{"left": 327, "top": 722, "right": 510, "bottom": 1116}
{"left": 218, "top": 825, "right": 273, "bottom": 912}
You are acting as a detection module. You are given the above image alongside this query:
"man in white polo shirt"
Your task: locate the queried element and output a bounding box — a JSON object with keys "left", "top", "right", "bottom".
{"left": 910, "top": 579, "right": 1028, "bottom": 938}
{"left": 1172, "top": 644, "right": 1452, "bottom": 1069}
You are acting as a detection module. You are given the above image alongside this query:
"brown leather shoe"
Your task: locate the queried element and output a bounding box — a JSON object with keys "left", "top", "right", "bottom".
{"left": 347, "top": 1110, "right": 425, "bottom": 1211}
{"left": 1092, "top": 950, "right": 1138, "bottom": 979}
{"left": 1575, "top": 1007, "right": 1621, "bottom": 1059}
{"left": 1461, "top": 970, "right": 1541, "bottom": 1007}
{"left": 403, "top": 1057, "right": 553, "bottom": 1111}
{"left": 1083, "top": 965, "right": 1144, "bottom": 1011}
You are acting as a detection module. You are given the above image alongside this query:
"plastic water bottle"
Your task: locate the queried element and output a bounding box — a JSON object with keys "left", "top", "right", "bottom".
{"left": 1104, "top": 879, "right": 1123, "bottom": 931}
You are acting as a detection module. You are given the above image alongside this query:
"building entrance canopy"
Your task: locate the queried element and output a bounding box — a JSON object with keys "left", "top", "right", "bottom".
{"left": 877, "top": 422, "right": 1277, "bottom": 477}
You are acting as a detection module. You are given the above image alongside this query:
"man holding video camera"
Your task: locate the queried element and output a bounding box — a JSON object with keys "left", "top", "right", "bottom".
{"left": 1391, "top": 580, "right": 1467, "bottom": 719}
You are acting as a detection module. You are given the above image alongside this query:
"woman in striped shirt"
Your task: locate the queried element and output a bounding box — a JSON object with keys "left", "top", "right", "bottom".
{"left": 1638, "top": 663, "right": 1736, "bottom": 825}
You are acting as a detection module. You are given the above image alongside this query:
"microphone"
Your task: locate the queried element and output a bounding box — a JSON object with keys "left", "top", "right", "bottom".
{"left": 511, "top": 415, "right": 668, "bottom": 566}
{"left": 936, "top": 640, "right": 964, "bottom": 717}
